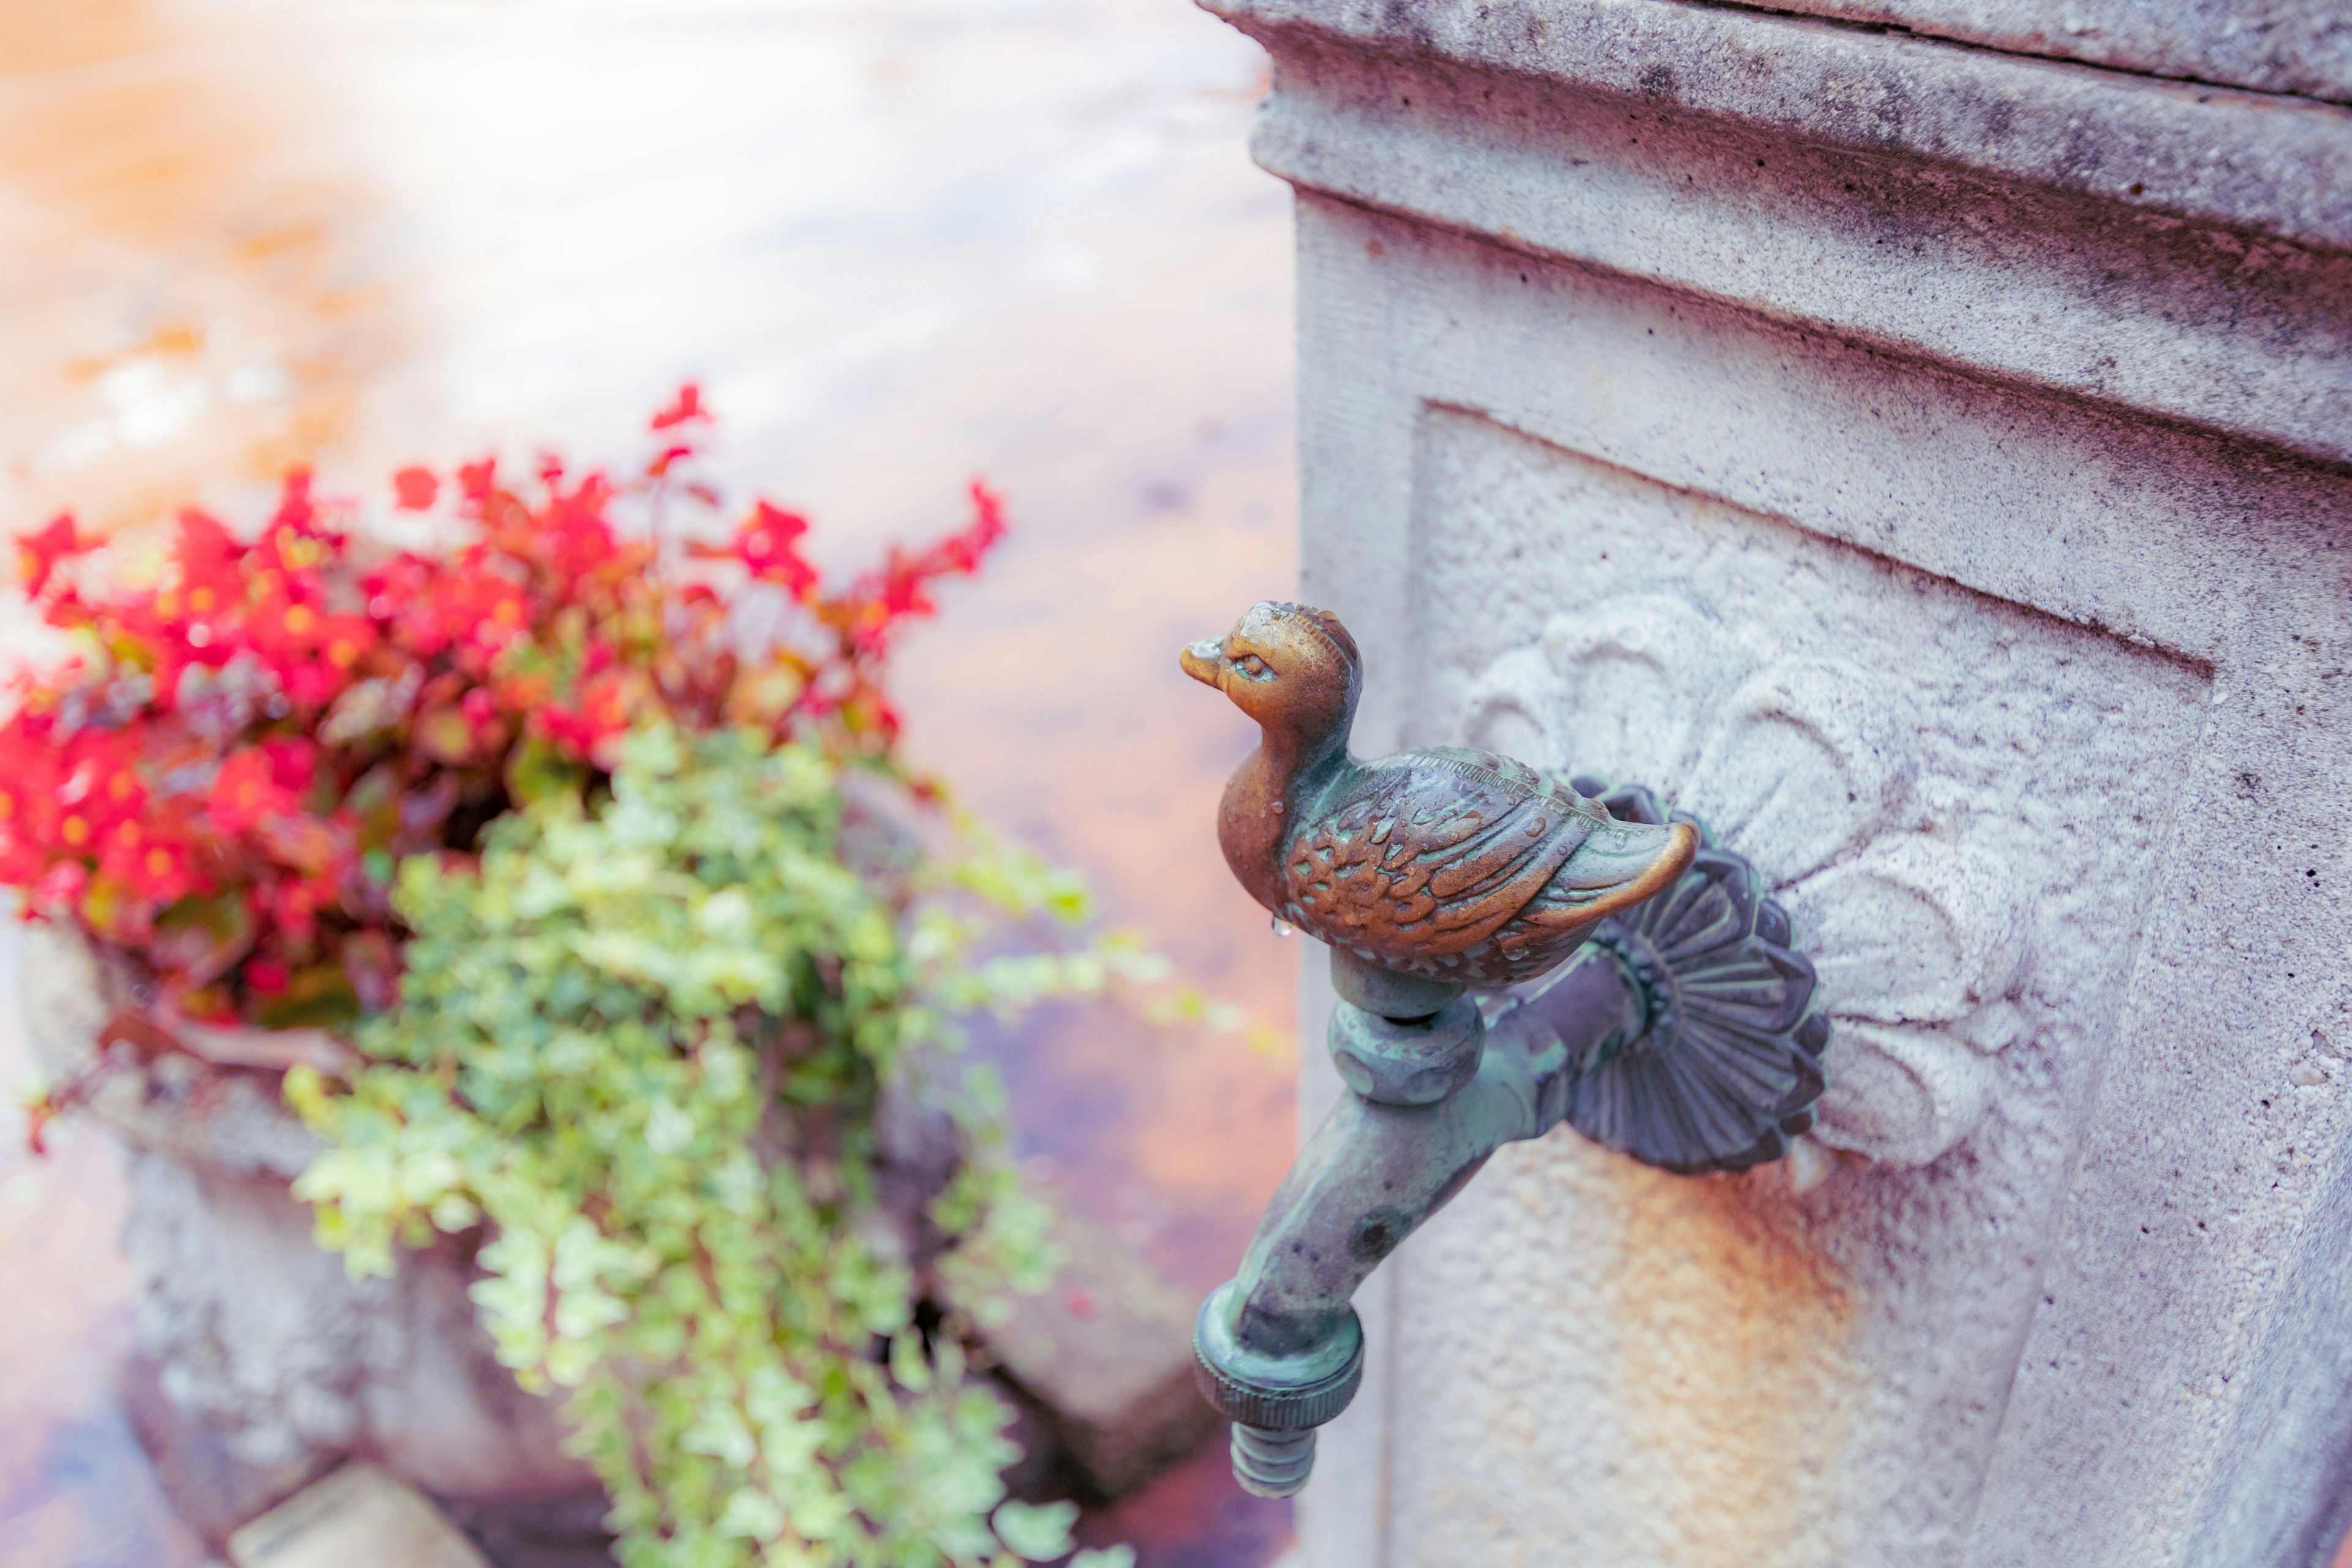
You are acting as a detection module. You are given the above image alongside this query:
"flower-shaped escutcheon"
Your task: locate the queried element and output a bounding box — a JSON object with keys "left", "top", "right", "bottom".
{"left": 1462, "top": 600, "right": 2031, "bottom": 1173}
{"left": 1561, "top": 781, "right": 1828, "bottom": 1176}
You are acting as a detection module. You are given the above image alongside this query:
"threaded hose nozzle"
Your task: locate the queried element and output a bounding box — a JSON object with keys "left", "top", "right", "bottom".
{"left": 1232, "top": 1423, "right": 1316, "bottom": 1498}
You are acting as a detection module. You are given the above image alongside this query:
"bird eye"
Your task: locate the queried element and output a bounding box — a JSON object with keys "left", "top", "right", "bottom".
{"left": 1235, "top": 654, "right": 1272, "bottom": 679}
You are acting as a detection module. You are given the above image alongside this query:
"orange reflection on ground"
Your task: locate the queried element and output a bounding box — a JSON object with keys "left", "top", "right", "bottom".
{"left": 0, "top": 0, "right": 390, "bottom": 545}
{"left": 0, "top": 1, "right": 1298, "bottom": 1563}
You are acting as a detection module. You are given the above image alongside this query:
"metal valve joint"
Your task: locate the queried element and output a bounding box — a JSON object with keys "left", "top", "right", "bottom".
{"left": 1193, "top": 785, "right": 1827, "bottom": 1497}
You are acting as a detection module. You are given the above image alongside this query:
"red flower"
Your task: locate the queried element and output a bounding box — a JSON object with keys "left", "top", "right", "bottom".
{"left": 262, "top": 737, "right": 317, "bottom": 799}
{"left": 366, "top": 554, "right": 450, "bottom": 656}
{"left": 209, "top": 750, "right": 299, "bottom": 834}
{"left": 85, "top": 755, "right": 148, "bottom": 829}
{"left": 271, "top": 878, "right": 320, "bottom": 942}
{"left": 650, "top": 383, "right": 707, "bottom": 431}
{"left": 466, "top": 580, "right": 533, "bottom": 655}
{"left": 943, "top": 480, "right": 1008, "bottom": 572}
{"left": 17, "top": 514, "right": 87, "bottom": 597}
{"left": 1, "top": 386, "right": 1008, "bottom": 1039}
{"left": 173, "top": 509, "right": 247, "bottom": 618}
{"left": 392, "top": 466, "right": 440, "bottom": 511}
{"left": 31, "top": 859, "right": 86, "bottom": 914}
{"left": 534, "top": 668, "right": 638, "bottom": 761}
{"left": 0, "top": 835, "right": 43, "bottom": 888}
{"left": 104, "top": 832, "right": 197, "bottom": 908}
{"left": 731, "top": 502, "right": 818, "bottom": 596}
{"left": 270, "top": 470, "right": 322, "bottom": 541}
{"left": 530, "top": 477, "right": 624, "bottom": 586}
{"left": 840, "top": 481, "right": 1009, "bottom": 654}
{"left": 458, "top": 459, "right": 499, "bottom": 509}
{"left": 0, "top": 738, "right": 62, "bottom": 847}
{"left": 315, "top": 615, "right": 376, "bottom": 673}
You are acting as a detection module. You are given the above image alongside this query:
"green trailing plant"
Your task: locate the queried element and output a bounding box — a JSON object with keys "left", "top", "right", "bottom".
{"left": 291, "top": 725, "right": 1148, "bottom": 1567}
{"left": 10, "top": 391, "right": 1177, "bottom": 1565}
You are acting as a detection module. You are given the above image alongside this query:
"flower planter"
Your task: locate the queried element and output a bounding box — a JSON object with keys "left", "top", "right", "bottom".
{"left": 27, "top": 914, "right": 1217, "bottom": 1559}
{"left": 6, "top": 404, "right": 1184, "bottom": 1566}
{"left": 21, "top": 922, "right": 598, "bottom": 1547}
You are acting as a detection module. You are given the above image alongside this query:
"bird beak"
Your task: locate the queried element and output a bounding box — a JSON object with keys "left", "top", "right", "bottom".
{"left": 1180, "top": 638, "right": 1226, "bottom": 689}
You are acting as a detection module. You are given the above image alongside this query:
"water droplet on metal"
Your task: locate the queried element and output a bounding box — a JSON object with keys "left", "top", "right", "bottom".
{"left": 1271, "top": 916, "right": 1296, "bottom": 937}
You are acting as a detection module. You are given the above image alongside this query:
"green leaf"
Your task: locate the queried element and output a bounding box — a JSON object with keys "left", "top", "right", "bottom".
{"left": 253, "top": 962, "right": 361, "bottom": 1030}
{"left": 990, "top": 1501, "right": 1078, "bottom": 1561}
{"left": 286, "top": 724, "right": 1196, "bottom": 1568}
{"left": 149, "top": 890, "right": 255, "bottom": 986}
{"left": 888, "top": 1330, "right": 933, "bottom": 1393}
{"left": 505, "top": 733, "right": 587, "bottom": 806}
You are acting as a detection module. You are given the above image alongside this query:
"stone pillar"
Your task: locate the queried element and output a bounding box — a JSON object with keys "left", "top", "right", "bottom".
{"left": 1200, "top": 4, "right": 2352, "bottom": 1564}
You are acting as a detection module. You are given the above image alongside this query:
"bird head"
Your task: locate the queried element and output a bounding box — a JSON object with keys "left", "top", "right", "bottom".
{"left": 1181, "top": 601, "right": 1362, "bottom": 755}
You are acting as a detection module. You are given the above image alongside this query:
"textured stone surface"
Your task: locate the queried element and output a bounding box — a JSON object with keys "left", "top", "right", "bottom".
{"left": 1433, "top": 407, "right": 2203, "bottom": 1174}
{"left": 119, "top": 1349, "right": 336, "bottom": 1547}
{"left": 1384, "top": 404, "right": 2209, "bottom": 1560}
{"left": 23, "top": 920, "right": 1217, "bottom": 1540}
{"left": 975, "top": 1207, "right": 1219, "bottom": 1498}
{"left": 227, "top": 1463, "right": 489, "bottom": 1568}
{"left": 1276, "top": 189, "right": 2352, "bottom": 1568}
{"left": 1750, "top": 1, "right": 2352, "bottom": 106}
{"left": 1196, "top": 1, "right": 2352, "bottom": 1552}
{"left": 1210, "top": 0, "right": 2352, "bottom": 246}
{"left": 18, "top": 924, "right": 594, "bottom": 1523}
{"left": 1209, "top": 0, "right": 2352, "bottom": 467}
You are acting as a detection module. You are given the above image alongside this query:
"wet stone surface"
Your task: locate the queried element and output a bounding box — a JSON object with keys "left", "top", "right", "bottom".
{"left": 0, "top": 2, "right": 1301, "bottom": 1563}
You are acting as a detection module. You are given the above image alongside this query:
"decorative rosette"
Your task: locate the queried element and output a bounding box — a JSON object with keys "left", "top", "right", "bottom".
{"left": 1462, "top": 596, "right": 2030, "bottom": 1178}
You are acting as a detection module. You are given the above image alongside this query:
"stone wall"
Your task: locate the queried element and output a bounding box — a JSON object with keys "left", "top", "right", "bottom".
{"left": 1200, "top": 3, "right": 2352, "bottom": 1564}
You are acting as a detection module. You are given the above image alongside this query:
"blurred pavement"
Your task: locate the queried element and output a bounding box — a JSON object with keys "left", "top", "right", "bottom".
{"left": 0, "top": 2, "right": 1300, "bottom": 1563}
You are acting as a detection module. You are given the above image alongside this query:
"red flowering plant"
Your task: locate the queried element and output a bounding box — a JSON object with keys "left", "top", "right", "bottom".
{"left": 7, "top": 387, "right": 1006, "bottom": 1144}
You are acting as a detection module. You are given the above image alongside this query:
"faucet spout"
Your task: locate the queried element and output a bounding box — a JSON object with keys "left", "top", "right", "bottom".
{"left": 1193, "top": 947, "right": 1643, "bottom": 1498}
{"left": 1173, "top": 723, "right": 1833, "bottom": 1503}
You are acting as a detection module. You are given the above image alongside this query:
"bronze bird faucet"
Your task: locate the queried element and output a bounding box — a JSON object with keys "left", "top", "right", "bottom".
{"left": 1181, "top": 601, "right": 1830, "bottom": 1498}
{"left": 1179, "top": 601, "right": 1697, "bottom": 990}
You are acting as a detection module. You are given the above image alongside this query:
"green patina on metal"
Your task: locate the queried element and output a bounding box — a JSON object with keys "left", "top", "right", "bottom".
{"left": 1179, "top": 603, "right": 1830, "bottom": 1498}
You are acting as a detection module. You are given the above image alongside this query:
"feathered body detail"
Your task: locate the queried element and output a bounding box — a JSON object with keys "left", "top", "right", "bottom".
{"left": 1182, "top": 601, "right": 1695, "bottom": 990}
{"left": 1273, "top": 748, "right": 1645, "bottom": 984}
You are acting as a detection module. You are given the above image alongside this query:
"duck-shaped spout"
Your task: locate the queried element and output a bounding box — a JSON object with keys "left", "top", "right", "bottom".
{"left": 1182, "top": 601, "right": 1697, "bottom": 991}
{"left": 1180, "top": 602, "right": 1827, "bottom": 1501}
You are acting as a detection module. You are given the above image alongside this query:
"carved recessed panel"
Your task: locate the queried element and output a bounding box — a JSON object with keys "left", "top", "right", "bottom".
{"left": 1415, "top": 408, "right": 2209, "bottom": 1169}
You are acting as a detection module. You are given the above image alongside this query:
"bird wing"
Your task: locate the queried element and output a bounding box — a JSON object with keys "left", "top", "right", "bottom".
{"left": 1283, "top": 749, "right": 1602, "bottom": 960}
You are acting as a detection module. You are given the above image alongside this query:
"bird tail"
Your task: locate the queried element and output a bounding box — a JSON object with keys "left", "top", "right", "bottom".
{"left": 1545, "top": 813, "right": 1699, "bottom": 922}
